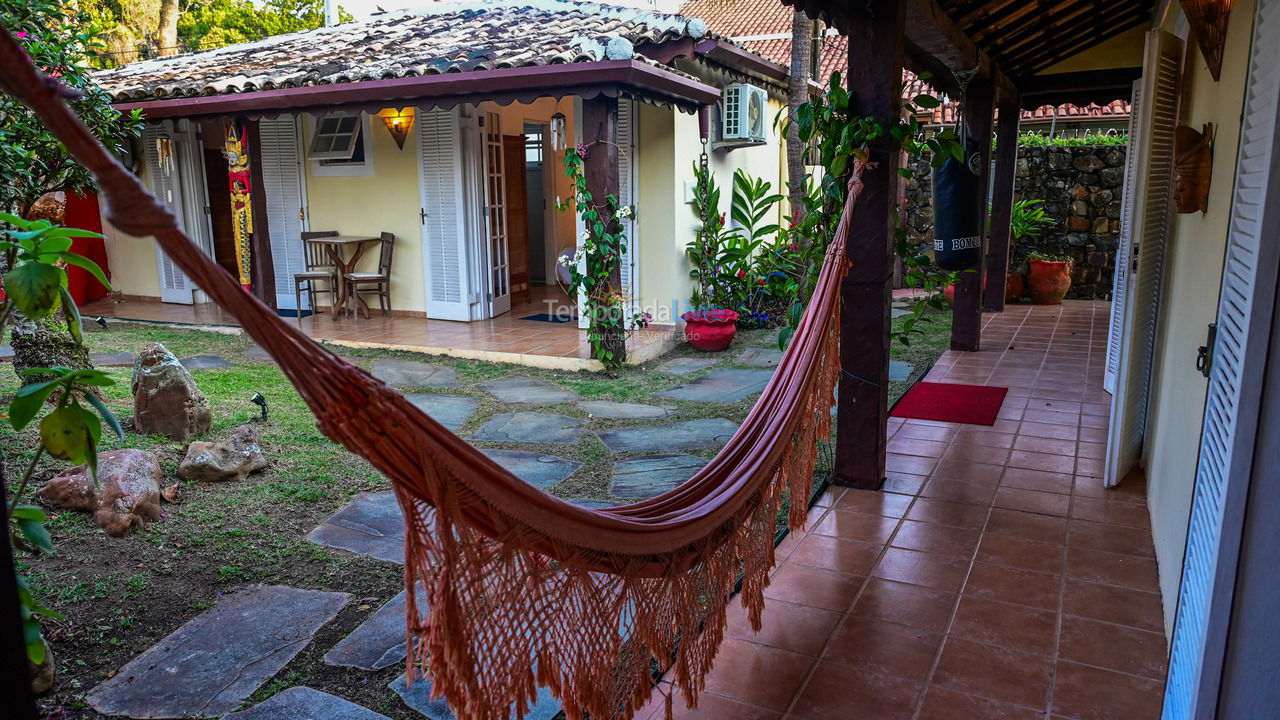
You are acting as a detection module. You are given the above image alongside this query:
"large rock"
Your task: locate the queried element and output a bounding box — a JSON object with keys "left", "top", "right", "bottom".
{"left": 131, "top": 343, "right": 212, "bottom": 441}
{"left": 178, "top": 425, "right": 269, "bottom": 482}
{"left": 37, "top": 449, "right": 163, "bottom": 537}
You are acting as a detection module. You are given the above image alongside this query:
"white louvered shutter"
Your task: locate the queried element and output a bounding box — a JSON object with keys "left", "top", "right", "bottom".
{"left": 142, "top": 125, "right": 194, "bottom": 304}
{"left": 617, "top": 98, "right": 638, "bottom": 310}
{"left": 1165, "top": 0, "right": 1280, "bottom": 715}
{"left": 1104, "top": 30, "right": 1182, "bottom": 488}
{"left": 258, "top": 116, "right": 308, "bottom": 311}
{"left": 419, "top": 106, "right": 472, "bottom": 320}
{"left": 1104, "top": 80, "right": 1143, "bottom": 395}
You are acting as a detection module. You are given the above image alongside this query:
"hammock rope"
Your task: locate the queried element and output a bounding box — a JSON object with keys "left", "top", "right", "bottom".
{"left": 0, "top": 30, "right": 870, "bottom": 720}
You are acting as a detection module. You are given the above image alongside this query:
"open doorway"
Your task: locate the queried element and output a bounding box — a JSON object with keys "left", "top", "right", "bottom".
{"left": 199, "top": 119, "right": 241, "bottom": 280}
{"left": 499, "top": 121, "right": 564, "bottom": 317}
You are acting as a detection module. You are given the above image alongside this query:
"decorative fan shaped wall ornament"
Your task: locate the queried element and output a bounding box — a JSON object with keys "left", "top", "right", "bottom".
{"left": 1179, "top": 0, "right": 1233, "bottom": 81}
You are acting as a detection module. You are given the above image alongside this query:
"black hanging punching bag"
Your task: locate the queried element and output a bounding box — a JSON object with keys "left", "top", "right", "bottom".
{"left": 931, "top": 135, "right": 984, "bottom": 271}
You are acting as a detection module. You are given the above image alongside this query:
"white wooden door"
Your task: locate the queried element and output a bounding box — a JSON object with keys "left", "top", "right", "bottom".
{"left": 142, "top": 125, "right": 194, "bottom": 304}
{"left": 484, "top": 111, "right": 511, "bottom": 317}
{"left": 1104, "top": 30, "right": 1183, "bottom": 488}
{"left": 258, "top": 116, "right": 308, "bottom": 311}
{"left": 1165, "top": 0, "right": 1280, "bottom": 715}
{"left": 1104, "top": 80, "right": 1143, "bottom": 395}
{"left": 418, "top": 106, "right": 473, "bottom": 321}
{"left": 617, "top": 98, "right": 638, "bottom": 312}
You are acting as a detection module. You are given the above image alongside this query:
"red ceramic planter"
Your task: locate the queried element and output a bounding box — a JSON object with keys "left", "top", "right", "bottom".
{"left": 681, "top": 309, "right": 739, "bottom": 352}
{"left": 1005, "top": 271, "right": 1026, "bottom": 303}
{"left": 1027, "top": 259, "right": 1073, "bottom": 305}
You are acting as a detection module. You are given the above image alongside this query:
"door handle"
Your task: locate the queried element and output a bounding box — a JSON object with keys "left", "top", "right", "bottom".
{"left": 420, "top": 208, "right": 428, "bottom": 225}
{"left": 1196, "top": 323, "right": 1218, "bottom": 379}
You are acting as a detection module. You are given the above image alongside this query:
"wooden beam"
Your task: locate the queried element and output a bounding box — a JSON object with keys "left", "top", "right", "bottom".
{"left": 950, "top": 74, "right": 993, "bottom": 352}
{"left": 835, "top": 0, "right": 906, "bottom": 490}
{"left": 1013, "top": 11, "right": 1150, "bottom": 75}
{"left": 905, "top": 0, "right": 1018, "bottom": 100}
{"left": 245, "top": 119, "right": 276, "bottom": 309}
{"left": 984, "top": 96, "right": 1021, "bottom": 311}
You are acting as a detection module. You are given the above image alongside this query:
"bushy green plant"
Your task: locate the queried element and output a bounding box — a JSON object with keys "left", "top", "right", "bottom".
{"left": 1010, "top": 198, "right": 1055, "bottom": 241}
{"left": 1027, "top": 250, "right": 1073, "bottom": 263}
{"left": 1016, "top": 131, "right": 1128, "bottom": 147}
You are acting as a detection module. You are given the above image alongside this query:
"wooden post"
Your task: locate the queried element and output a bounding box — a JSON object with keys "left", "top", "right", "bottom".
{"left": 950, "top": 76, "right": 993, "bottom": 352}
{"left": 0, "top": 479, "right": 38, "bottom": 720}
{"left": 579, "top": 96, "right": 625, "bottom": 361}
{"left": 835, "top": 0, "right": 906, "bottom": 489}
{"left": 983, "top": 96, "right": 1021, "bottom": 311}
{"left": 245, "top": 118, "right": 276, "bottom": 309}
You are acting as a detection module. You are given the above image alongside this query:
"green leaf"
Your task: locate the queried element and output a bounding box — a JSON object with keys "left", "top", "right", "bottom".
{"left": 86, "top": 392, "right": 125, "bottom": 442}
{"left": 18, "top": 518, "right": 53, "bottom": 554}
{"left": 3, "top": 262, "right": 64, "bottom": 320}
{"left": 24, "top": 620, "right": 45, "bottom": 664}
{"left": 9, "top": 381, "right": 60, "bottom": 431}
{"left": 913, "top": 94, "right": 941, "bottom": 109}
{"left": 11, "top": 505, "right": 47, "bottom": 523}
{"left": 39, "top": 405, "right": 91, "bottom": 463}
{"left": 59, "top": 285, "right": 83, "bottom": 343}
{"left": 56, "top": 252, "right": 111, "bottom": 289}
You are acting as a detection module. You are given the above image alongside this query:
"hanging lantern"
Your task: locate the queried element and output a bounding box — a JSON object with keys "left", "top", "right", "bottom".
{"left": 550, "top": 111, "right": 568, "bottom": 152}
{"left": 378, "top": 107, "right": 415, "bottom": 150}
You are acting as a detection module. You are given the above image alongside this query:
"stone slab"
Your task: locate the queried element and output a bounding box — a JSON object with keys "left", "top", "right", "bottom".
{"left": 737, "top": 347, "right": 783, "bottom": 367}
{"left": 90, "top": 351, "right": 135, "bottom": 367}
{"left": 0, "top": 344, "right": 13, "bottom": 362}
{"left": 655, "top": 357, "right": 716, "bottom": 375}
{"left": 472, "top": 412, "right": 584, "bottom": 445}
{"left": 324, "top": 589, "right": 427, "bottom": 671}
{"left": 610, "top": 454, "right": 707, "bottom": 499}
{"left": 890, "top": 360, "right": 914, "bottom": 382}
{"left": 576, "top": 400, "right": 675, "bottom": 419}
{"left": 653, "top": 368, "right": 774, "bottom": 403}
{"left": 372, "top": 359, "right": 459, "bottom": 389}
{"left": 406, "top": 393, "right": 480, "bottom": 432}
{"left": 596, "top": 418, "right": 739, "bottom": 453}
{"left": 891, "top": 308, "right": 912, "bottom": 319}
{"left": 306, "top": 492, "right": 406, "bottom": 564}
{"left": 567, "top": 498, "right": 615, "bottom": 510}
{"left": 222, "top": 687, "right": 388, "bottom": 720}
{"left": 87, "top": 585, "right": 349, "bottom": 719}
{"left": 390, "top": 671, "right": 560, "bottom": 720}
{"left": 180, "top": 354, "right": 233, "bottom": 370}
{"left": 481, "top": 449, "right": 580, "bottom": 489}
{"left": 244, "top": 344, "right": 275, "bottom": 363}
{"left": 476, "top": 374, "right": 577, "bottom": 405}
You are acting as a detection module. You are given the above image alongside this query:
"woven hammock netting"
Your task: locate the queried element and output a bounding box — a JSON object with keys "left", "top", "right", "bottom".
{"left": 0, "top": 32, "right": 872, "bottom": 720}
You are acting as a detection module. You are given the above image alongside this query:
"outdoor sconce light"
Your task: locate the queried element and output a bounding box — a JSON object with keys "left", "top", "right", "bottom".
{"left": 95, "top": 316, "right": 108, "bottom": 329}
{"left": 250, "top": 392, "right": 268, "bottom": 422}
{"left": 1179, "top": 0, "right": 1233, "bottom": 81}
{"left": 378, "top": 107, "right": 415, "bottom": 150}
{"left": 550, "top": 111, "right": 568, "bottom": 152}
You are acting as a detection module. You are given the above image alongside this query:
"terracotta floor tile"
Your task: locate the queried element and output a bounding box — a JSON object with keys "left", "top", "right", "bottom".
{"left": 906, "top": 498, "right": 991, "bottom": 530}
{"left": 932, "top": 637, "right": 1052, "bottom": 709}
{"left": 950, "top": 595, "right": 1057, "bottom": 656}
{"left": 1079, "top": 413, "right": 1110, "bottom": 429}
{"left": 1008, "top": 449, "right": 1078, "bottom": 474}
{"left": 1072, "top": 475, "right": 1147, "bottom": 504}
{"left": 1058, "top": 615, "right": 1168, "bottom": 680}
{"left": 726, "top": 599, "right": 842, "bottom": 657}
{"left": 1001, "top": 467, "right": 1074, "bottom": 494}
{"left": 789, "top": 534, "right": 883, "bottom": 576}
{"left": 954, "top": 428, "right": 1016, "bottom": 449}
{"left": 883, "top": 472, "right": 927, "bottom": 496}
{"left": 1012, "top": 434, "right": 1077, "bottom": 456}
{"left": 892, "top": 519, "right": 982, "bottom": 558}
{"left": 1065, "top": 547, "right": 1160, "bottom": 592}
{"left": 848, "top": 577, "right": 956, "bottom": 633}
{"left": 886, "top": 452, "right": 940, "bottom": 476}
{"left": 764, "top": 563, "right": 864, "bottom": 613}
{"left": 993, "top": 486, "right": 1071, "bottom": 516}
{"left": 702, "top": 638, "right": 813, "bottom": 711}
{"left": 1021, "top": 408, "right": 1079, "bottom": 426}
{"left": 659, "top": 692, "right": 781, "bottom": 720}
{"left": 1076, "top": 440, "right": 1106, "bottom": 459}
{"left": 788, "top": 662, "right": 922, "bottom": 720}
{"left": 810, "top": 510, "right": 899, "bottom": 544}
{"left": 1074, "top": 457, "right": 1106, "bottom": 477}
{"left": 774, "top": 529, "right": 805, "bottom": 561}
{"left": 1066, "top": 519, "right": 1156, "bottom": 558}
{"left": 920, "top": 478, "right": 998, "bottom": 506}
{"left": 1050, "top": 660, "right": 1164, "bottom": 720}
{"left": 1017, "top": 421, "right": 1079, "bottom": 440}
{"left": 1071, "top": 496, "right": 1151, "bottom": 528}
{"left": 887, "top": 436, "right": 950, "bottom": 458}
{"left": 917, "top": 687, "right": 1043, "bottom": 720}
{"left": 932, "top": 459, "right": 1005, "bottom": 485}
{"left": 941, "top": 443, "right": 1011, "bottom": 466}
{"left": 1062, "top": 579, "right": 1165, "bottom": 634}
{"left": 984, "top": 508, "right": 1068, "bottom": 544}
{"left": 833, "top": 489, "right": 914, "bottom": 518}
{"left": 976, "top": 533, "right": 1065, "bottom": 575}
{"left": 822, "top": 615, "right": 942, "bottom": 680}
{"left": 895, "top": 423, "right": 958, "bottom": 442}
{"left": 872, "top": 547, "right": 971, "bottom": 592}
{"left": 1079, "top": 426, "right": 1109, "bottom": 444}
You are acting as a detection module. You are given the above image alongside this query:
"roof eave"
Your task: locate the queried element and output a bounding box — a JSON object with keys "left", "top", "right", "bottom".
{"left": 111, "top": 59, "right": 720, "bottom": 119}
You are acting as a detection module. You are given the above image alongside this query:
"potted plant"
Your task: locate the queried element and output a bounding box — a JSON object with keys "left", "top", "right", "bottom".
{"left": 1026, "top": 251, "right": 1074, "bottom": 304}
{"left": 681, "top": 308, "right": 740, "bottom": 351}
{"left": 1007, "top": 199, "right": 1055, "bottom": 303}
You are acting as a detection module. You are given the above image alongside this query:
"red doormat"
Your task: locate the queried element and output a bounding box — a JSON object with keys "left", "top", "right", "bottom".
{"left": 891, "top": 382, "right": 1009, "bottom": 426}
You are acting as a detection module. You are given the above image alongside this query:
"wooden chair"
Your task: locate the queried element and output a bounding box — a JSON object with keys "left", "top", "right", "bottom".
{"left": 294, "top": 230, "right": 339, "bottom": 323}
{"left": 345, "top": 232, "right": 395, "bottom": 318}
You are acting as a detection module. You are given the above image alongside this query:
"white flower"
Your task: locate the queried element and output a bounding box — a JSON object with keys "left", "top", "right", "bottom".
{"left": 616, "top": 205, "right": 634, "bottom": 219}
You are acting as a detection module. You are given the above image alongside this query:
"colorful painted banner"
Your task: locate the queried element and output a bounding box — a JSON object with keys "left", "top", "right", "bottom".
{"left": 225, "top": 119, "right": 254, "bottom": 290}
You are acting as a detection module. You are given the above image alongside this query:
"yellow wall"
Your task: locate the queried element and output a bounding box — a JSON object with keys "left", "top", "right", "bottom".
{"left": 1039, "top": 26, "right": 1147, "bottom": 74}
{"left": 101, "top": 218, "right": 161, "bottom": 299}
{"left": 1144, "top": 0, "right": 1255, "bottom": 632}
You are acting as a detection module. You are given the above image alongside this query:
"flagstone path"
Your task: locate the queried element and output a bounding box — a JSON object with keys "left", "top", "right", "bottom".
{"left": 90, "top": 351, "right": 135, "bottom": 367}
{"left": 890, "top": 359, "right": 914, "bottom": 382}
{"left": 306, "top": 492, "right": 406, "bottom": 564}
{"left": 371, "top": 359, "right": 459, "bottom": 388}
{"left": 222, "top": 687, "right": 389, "bottom": 720}
{"left": 653, "top": 368, "right": 774, "bottom": 403}
{"left": 596, "top": 418, "right": 740, "bottom": 453}
{"left": 482, "top": 449, "right": 582, "bottom": 488}
{"left": 611, "top": 454, "right": 708, "bottom": 499}
{"left": 655, "top": 357, "right": 716, "bottom": 375}
{"left": 577, "top": 400, "right": 676, "bottom": 419}
{"left": 472, "top": 412, "right": 585, "bottom": 444}
{"left": 390, "top": 671, "right": 562, "bottom": 720}
{"left": 324, "top": 589, "right": 425, "bottom": 672}
{"left": 86, "top": 585, "right": 349, "bottom": 718}
{"left": 407, "top": 393, "right": 480, "bottom": 431}
{"left": 180, "top": 354, "right": 233, "bottom": 370}
{"left": 477, "top": 374, "right": 578, "bottom": 404}
{"left": 737, "top": 347, "right": 783, "bottom": 367}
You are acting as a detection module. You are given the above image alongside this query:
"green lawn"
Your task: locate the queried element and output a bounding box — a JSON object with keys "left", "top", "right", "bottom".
{"left": 2, "top": 310, "right": 949, "bottom": 718}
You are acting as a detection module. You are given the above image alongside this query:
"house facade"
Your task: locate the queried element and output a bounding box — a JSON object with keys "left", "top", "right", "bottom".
{"left": 93, "top": 2, "right": 789, "bottom": 328}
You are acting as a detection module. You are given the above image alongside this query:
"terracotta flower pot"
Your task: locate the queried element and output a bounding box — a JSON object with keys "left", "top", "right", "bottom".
{"left": 681, "top": 309, "right": 739, "bottom": 352}
{"left": 942, "top": 283, "right": 956, "bottom": 307}
{"left": 1005, "top": 271, "right": 1026, "bottom": 303}
{"left": 1027, "top": 259, "right": 1073, "bottom": 305}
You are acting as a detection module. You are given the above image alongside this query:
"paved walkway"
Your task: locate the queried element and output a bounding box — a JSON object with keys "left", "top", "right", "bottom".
{"left": 640, "top": 301, "right": 1167, "bottom": 720}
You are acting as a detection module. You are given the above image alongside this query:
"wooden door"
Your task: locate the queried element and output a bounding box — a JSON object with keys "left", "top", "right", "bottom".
{"left": 202, "top": 147, "right": 239, "bottom": 279}
{"left": 503, "top": 134, "right": 531, "bottom": 305}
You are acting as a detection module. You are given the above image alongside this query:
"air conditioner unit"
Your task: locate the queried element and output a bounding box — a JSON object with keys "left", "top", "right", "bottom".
{"left": 720, "top": 83, "right": 768, "bottom": 145}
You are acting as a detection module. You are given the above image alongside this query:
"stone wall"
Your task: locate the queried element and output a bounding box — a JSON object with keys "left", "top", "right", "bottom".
{"left": 902, "top": 144, "right": 1127, "bottom": 300}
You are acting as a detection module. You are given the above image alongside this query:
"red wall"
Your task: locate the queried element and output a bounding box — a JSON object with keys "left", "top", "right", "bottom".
{"left": 63, "top": 192, "right": 111, "bottom": 305}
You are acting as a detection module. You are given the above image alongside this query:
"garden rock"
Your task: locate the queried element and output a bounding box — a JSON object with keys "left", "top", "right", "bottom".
{"left": 37, "top": 449, "right": 163, "bottom": 537}
{"left": 178, "top": 425, "right": 269, "bottom": 482}
{"left": 131, "top": 342, "right": 212, "bottom": 441}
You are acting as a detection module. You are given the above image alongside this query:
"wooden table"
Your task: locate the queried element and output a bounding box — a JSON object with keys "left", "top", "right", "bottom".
{"left": 303, "top": 235, "right": 379, "bottom": 320}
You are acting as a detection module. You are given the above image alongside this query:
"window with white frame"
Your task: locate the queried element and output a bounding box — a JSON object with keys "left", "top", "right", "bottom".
{"left": 308, "top": 112, "right": 374, "bottom": 176}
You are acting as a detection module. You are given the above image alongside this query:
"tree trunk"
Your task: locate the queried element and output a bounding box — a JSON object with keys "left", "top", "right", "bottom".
{"left": 10, "top": 313, "right": 94, "bottom": 388}
{"left": 786, "top": 11, "right": 814, "bottom": 221}
{"left": 157, "top": 0, "right": 180, "bottom": 57}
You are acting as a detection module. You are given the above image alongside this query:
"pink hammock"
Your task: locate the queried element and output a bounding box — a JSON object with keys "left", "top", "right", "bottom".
{"left": 0, "top": 31, "right": 868, "bottom": 720}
